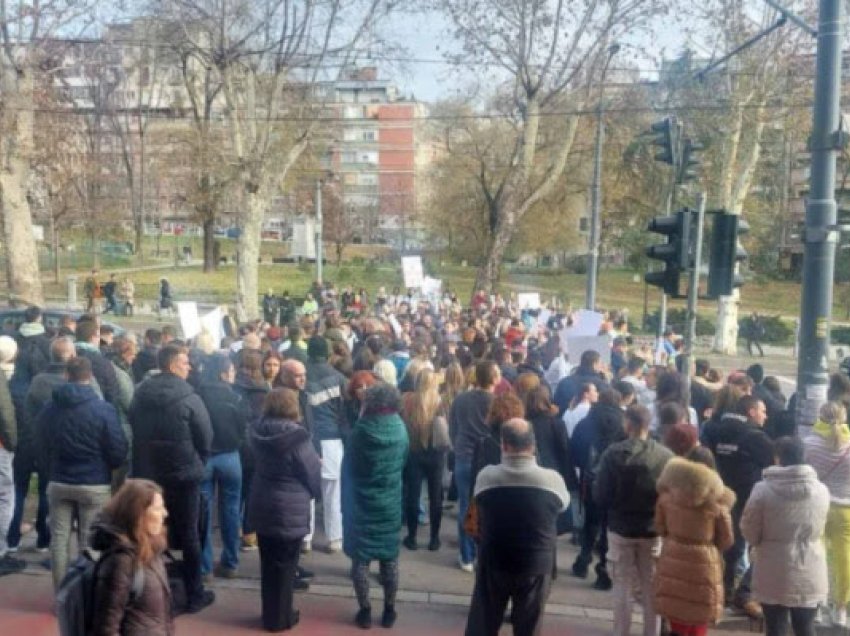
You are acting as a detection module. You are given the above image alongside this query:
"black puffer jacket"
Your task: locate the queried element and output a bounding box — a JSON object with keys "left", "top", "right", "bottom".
{"left": 248, "top": 417, "right": 321, "bottom": 540}
{"left": 90, "top": 520, "right": 174, "bottom": 636}
{"left": 129, "top": 373, "right": 212, "bottom": 484}
{"left": 132, "top": 347, "right": 159, "bottom": 384}
{"left": 13, "top": 324, "right": 51, "bottom": 385}
{"left": 233, "top": 373, "right": 268, "bottom": 423}
{"left": 39, "top": 383, "right": 127, "bottom": 485}
{"left": 76, "top": 343, "right": 120, "bottom": 405}
{"left": 197, "top": 380, "right": 248, "bottom": 454}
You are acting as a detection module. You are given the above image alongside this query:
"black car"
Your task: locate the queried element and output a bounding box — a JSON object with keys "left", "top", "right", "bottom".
{"left": 0, "top": 308, "right": 125, "bottom": 337}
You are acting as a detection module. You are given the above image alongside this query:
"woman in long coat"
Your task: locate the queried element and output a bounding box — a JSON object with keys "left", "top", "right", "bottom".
{"left": 654, "top": 455, "right": 735, "bottom": 636}
{"left": 342, "top": 383, "right": 409, "bottom": 630}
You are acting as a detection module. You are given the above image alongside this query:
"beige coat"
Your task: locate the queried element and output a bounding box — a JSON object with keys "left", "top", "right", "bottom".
{"left": 741, "top": 464, "right": 830, "bottom": 608}
{"left": 654, "top": 457, "right": 735, "bottom": 625}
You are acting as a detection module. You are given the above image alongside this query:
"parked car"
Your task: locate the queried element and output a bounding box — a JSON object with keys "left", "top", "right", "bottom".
{"left": 0, "top": 308, "right": 125, "bottom": 337}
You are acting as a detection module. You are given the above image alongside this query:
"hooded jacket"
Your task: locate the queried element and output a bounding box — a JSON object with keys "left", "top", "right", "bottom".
{"left": 804, "top": 421, "right": 850, "bottom": 505}
{"left": 741, "top": 464, "right": 830, "bottom": 608}
{"left": 13, "top": 322, "right": 50, "bottom": 385}
{"left": 593, "top": 437, "right": 673, "bottom": 538}
{"left": 197, "top": 380, "right": 249, "bottom": 454}
{"left": 39, "top": 383, "right": 127, "bottom": 485}
{"left": 248, "top": 417, "right": 321, "bottom": 540}
{"left": 305, "top": 360, "right": 347, "bottom": 445}
{"left": 129, "top": 373, "right": 212, "bottom": 484}
{"left": 702, "top": 413, "right": 774, "bottom": 507}
{"left": 89, "top": 520, "right": 174, "bottom": 636}
{"left": 654, "top": 458, "right": 735, "bottom": 625}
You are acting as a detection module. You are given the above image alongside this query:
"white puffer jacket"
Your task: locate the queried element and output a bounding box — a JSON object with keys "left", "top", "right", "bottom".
{"left": 741, "top": 464, "right": 830, "bottom": 608}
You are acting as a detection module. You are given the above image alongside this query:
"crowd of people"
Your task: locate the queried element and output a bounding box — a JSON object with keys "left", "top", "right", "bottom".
{"left": 0, "top": 284, "right": 846, "bottom": 636}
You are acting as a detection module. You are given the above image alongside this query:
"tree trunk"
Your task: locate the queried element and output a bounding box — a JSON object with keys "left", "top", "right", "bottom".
{"left": 0, "top": 67, "right": 44, "bottom": 306}
{"left": 202, "top": 216, "right": 216, "bottom": 273}
{"left": 236, "top": 189, "right": 264, "bottom": 321}
{"left": 134, "top": 214, "right": 144, "bottom": 261}
{"left": 474, "top": 210, "right": 514, "bottom": 295}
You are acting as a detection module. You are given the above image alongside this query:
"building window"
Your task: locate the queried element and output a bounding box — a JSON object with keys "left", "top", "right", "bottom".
{"left": 363, "top": 130, "right": 376, "bottom": 141}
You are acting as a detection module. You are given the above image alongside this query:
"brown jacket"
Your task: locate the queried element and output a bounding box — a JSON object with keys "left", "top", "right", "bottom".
{"left": 654, "top": 457, "right": 735, "bottom": 626}
{"left": 90, "top": 521, "right": 174, "bottom": 636}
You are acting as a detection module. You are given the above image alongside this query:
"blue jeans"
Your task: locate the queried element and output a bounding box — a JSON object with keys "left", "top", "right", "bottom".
{"left": 454, "top": 460, "right": 476, "bottom": 565}
{"left": 201, "top": 451, "right": 242, "bottom": 574}
{"left": 7, "top": 452, "right": 50, "bottom": 548}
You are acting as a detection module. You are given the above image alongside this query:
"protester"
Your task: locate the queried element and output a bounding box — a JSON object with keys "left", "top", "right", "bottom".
{"left": 75, "top": 319, "right": 119, "bottom": 405}
{"left": 342, "top": 383, "right": 409, "bottom": 629}
{"left": 562, "top": 382, "right": 597, "bottom": 437}
{"left": 553, "top": 350, "right": 608, "bottom": 416}
{"left": 0, "top": 349, "right": 19, "bottom": 576}
{"left": 12, "top": 306, "right": 51, "bottom": 385}
{"left": 248, "top": 388, "right": 321, "bottom": 632}
{"left": 89, "top": 479, "right": 173, "bottom": 635}
{"left": 593, "top": 404, "right": 673, "bottom": 636}
{"left": 108, "top": 335, "right": 136, "bottom": 490}
{"left": 133, "top": 329, "right": 162, "bottom": 383}
{"left": 742, "top": 437, "right": 829, "bottom": 636}
{"left": 465, "top": 418, "right": 568, "bottom": 635}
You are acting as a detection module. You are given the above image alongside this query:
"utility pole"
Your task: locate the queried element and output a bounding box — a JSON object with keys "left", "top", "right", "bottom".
{"left": 315, "top": 179, "right": 324, "bottom": 285}
{"left": 797, "top": 0, "right": 845, "bottom": 428}
{"left": 683, "top": 193, "right": 707, "bottom": 389}
{"left": 585, "top": 43, "right": 620, "bottom": 310}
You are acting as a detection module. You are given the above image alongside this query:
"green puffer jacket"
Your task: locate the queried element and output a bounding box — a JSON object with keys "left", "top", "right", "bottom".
{"left": 342, "top": 412, "right": 409, "bottom": 562}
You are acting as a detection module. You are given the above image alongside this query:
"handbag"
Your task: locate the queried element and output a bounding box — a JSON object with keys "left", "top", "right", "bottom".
{"left": 431, "top": 415, "right": 452, "bottom": 452}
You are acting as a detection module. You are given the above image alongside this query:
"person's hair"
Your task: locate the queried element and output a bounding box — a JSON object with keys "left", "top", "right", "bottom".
{"left": 686, "top": 445, "right": 717, "bottom": 470}
{"left": 627, "top": 356, "right": 645, "bottom": 375}
{"left": 695, "top": 359, "right": 710, "bottom": 377}
{"left": 263, "top": 387, "right": 301, "bottom": 420}
{"left": 829, "top": 372, "right": 850, "bottom": 407}
{"left": 820, "top": 401, "right": 848, "bottom": 450}
{"left": 576, "top": 382, "right": 596, "bottom": 402}
{"left": 514, "top": 372, "right": 541, "bottom": 403}
{"left": 67, "top": 356, "right": 92, "bottom": 382}
{"left": 362, "top": 383, "right": 402, "bottom": 415}
{"left": 366, "top": 335, "right": 383, "bottom": 356}
{"left": 288, "top": 322, "right": 303, "bottom": 341}
{"left": 728, "top": 373, "right": 754, "bottom": 393}
{"left": 101, "top": 479, "right": 166, "bottom": 565}
{"left": 76, "top": 320, "right": 99, "bottom": 343}
{"left": 525, "top": 384, "right": 557, "bottom": 418}
{"left": 51, "top": 336, "right": 76, "bottom": 363}
{"left": 656, "top": 371, "right": 688, "bottom": 407}
{"left": 262, "top": 350, "right": 283, "bottom": 381}
{"left": 597, "top": 388, "right": 621, "bottom": 408}
{"left": 240, "top": 349, "right": 264, "bottom": 383}
{"left": 580, "top": 350, "right": 600, "bottom": 370}
{"left": 746, "top": 363, "right": 765, "bottom": 385}
{"left": 611, "top": 380, "right": 635, "bottom": 403}
{"left": 486, "top": 392, "right": 525, "bottom": 431}
{"left": 347, "top": 370, "right": 379, "bottom": 400}
{"left": 404, "top": 368, "right": 443, "bottom": 450}
{"left": 625, "top": 404, "right": 651, "bottom": 431}
{"left": 658, "top": 402, "right": 686, "bottom": 435}
{"left": 736, "top": 395, "right": 762, "bottom": 418}
{"left": 775, "top": 436, "right": 805, "bottom": 467}
{"left": 204, "top": 353, "right": 234, "bottom": 384}
{"left": 713, "top": 385, "right": 744, "bottom": 419}
{"left": 161, "top": 325, "right": 177, "bottom": 340}
{"left": 763, "top": 376, "right": 782, "bottom": 395}
{"left": 664, "top": 422, "right": 698, "bottom": 456}
{"left": 112, "top": 335, "right": 136, "bottom": 360}
{"left": 194, "top": 331, "right": 216, "bottom": 355}
{"left": 500, "top": 417, "right": 535, "bottom": 452}
{"left": 157, "top": 344, "right": 186, "bottom": 372}
{"left": 100, "top": 325, "right": 115, "bottom": 337}
{"left": 441, "top": 361, "right": 466, "bottom": 404}
{"left": 24, "top": 306, "right": 42, "bottom": 323}
{"left": 144, "top": 328, "right": 162, "bottom": 347}
{"left": 706, "top": 369, "right": 722, "bottom": 383}
{"left": 474, "top": 359, "right": 500, "bottom": 389}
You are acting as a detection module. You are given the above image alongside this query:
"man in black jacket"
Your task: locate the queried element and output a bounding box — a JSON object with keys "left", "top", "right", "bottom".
{"left": 465, "top": 418, "right": 568, "bottom": 636}
{"left": 12, "top": 306, "right": 51, "bottom": 386}
{"left": 132, "top": 328, "right": 162, "bottom": 384}
{"left": 75, "top": 319, "right": 118, "bottom": 405}
{"left": 554, "top": 350, "right": 609, "bottom": 416}
{"left": 304, "top": 336, "right": 347, "bottom": 553}
{"left": 129, "top": 344, "right": 215, "bottom": 613}
{"left": 702, "top": 394, "right": 772, "bottom": 620}
{"left": 593, "top": 404, "right": 672, "bottom": 636}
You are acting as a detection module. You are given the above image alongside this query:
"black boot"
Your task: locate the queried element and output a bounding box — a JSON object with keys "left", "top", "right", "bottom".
{"left": 356, "top": 606, "right": 372, "bottom": 629}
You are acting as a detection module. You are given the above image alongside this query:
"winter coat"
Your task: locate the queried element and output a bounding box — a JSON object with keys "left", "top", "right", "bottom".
{"left": 553, "top": 367, "right": 609, "bottom": 416}
{"left": 76, "top": 342, "right": 120, "bottom": 405}
{"left": 529, "top": 412, "right": 578, "bottom": 491}
{"left": 0, "top": 367, "right": 16, "bottom": 451}
{"left": 654, "top": 458, "right": 735, "bottom": 625}
{"left": 741, "top": 464, "right": 830, "bottom": 608}
{"left": 569, "top": 402, "right": 627, "bottom": 501}
{"left": 111, "top": 361, "right": 134, "bottom": 462}
{"left": 449, "top": 389, "right": 494, "bottom": 464}
{"left": 342, "top": 411, "right": 409, "bottom": 562}
{"left": 89, "top": 521, "right": 174, "bottom": 636}
{"left": 804, "top": 421, "right": 850, "bottom": 505}
{"left": 248, "top": 417, "right": 321, "bottom": 540}
{"left": 129, "top": 373, "right": 212, "bottom": 484}
{"left": 13, "top": 322, "right": 50, "bottom": 386}
{"left": 305, "top": 361, "right": 347, "bottom": 446}
{"left": 39, "top": 383, "right": 127, "bottom": 485}
{"left": 702, "top": 413, "right": 773, "bottom": 508}
{"left": 197, "top": 381, "right": 249, "bottom": 454}
{"left": 233, "top": 373, "right": 268, "bottom": 423}
{"left": 132, "top": 347, "right": 159, "bottom": 384}
{"left": 593, "top": 437, "right": 673, "bottom": 538}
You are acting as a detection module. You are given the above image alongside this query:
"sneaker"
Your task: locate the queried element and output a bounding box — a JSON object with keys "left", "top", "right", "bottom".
{"left": 294, "top": 578, "right": 310, "bottom": 591}
{"left": 213, "top": 564, "right": 238, "bottom": 579}
{"left": 355, "top": 607, "right": 372, "bottom": 629}
{"left": 734, "top": 599, "right": 764, "bottom": 621}
{"left": 402, "top": 536, "right": 418, "bottom": 551}
{"left": 458, "top": 557, "right": 473, "bottom": 573}
{"left": 35, "top": 545, "right": 49, "bottom": 554}
{"left": 301, "top": 540, "right": 313, "bottom": 554}
{"left": 592, "top": 571, "right": 612, "bottom": 591}
{"left": 296, "top": 565, "right": 314, "bottom": 580}
{"left": 327, "top": 540, "right": 342, "bottom": 553}
{"left": 428, "top": 537, "right": 441, "bottom": 552}
{"left": 381, "top": 605, "right": 397, "bottom": 628}
{"left": 5, "top": 546, "right": 17, "bottom": 554}
{"left": 0, "top": 554, "right": 26, "bottom": 576}
{"left": 571, "top": 559, "right": 589, "bottom": 579}
{"left": 834, "top": 606, "right": 847, "bottom": 627}
{"left": 185, "top": 590, "right": 215, "bottom": 614}
{"left": 240, "top": 534, "right": 258, "bottom": 552}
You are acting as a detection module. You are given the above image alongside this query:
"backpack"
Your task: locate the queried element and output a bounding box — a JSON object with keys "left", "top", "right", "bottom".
{"left": 56, "top": 547, "right": 145, "bottom": 636}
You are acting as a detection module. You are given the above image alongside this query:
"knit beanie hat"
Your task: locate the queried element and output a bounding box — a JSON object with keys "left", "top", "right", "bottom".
{"left": 0, "top": 335, "right": 17, "bottom": 378}
{"left": 308, "top": 335, "right": 330, "bottom": 361}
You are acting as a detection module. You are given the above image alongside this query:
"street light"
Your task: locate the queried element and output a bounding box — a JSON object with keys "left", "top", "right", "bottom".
{"left": 585, "top": 42, "right": 620, "bottom": 310}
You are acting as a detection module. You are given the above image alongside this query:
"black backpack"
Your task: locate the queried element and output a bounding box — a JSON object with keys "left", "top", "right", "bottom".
{"left": 56, "top": 547, "right": 144, "bottom": 636}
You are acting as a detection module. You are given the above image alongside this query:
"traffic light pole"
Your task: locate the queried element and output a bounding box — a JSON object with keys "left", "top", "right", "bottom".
{"left": 683, "top": 193, "right": 707, "bottom": 389}
{"left": 796, "top": 0, "right": 843, "bottom": 428}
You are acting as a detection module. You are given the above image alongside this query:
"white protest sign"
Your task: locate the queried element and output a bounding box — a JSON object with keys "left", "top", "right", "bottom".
{"left": 176, "top": 302, "right": 201, "bottom": 339}
{"left": 401, "top": 255, "right": 424, "bottom": 289}
{"left": 517, "top": 292, "right": 541, "bottom": 310}
{"left": 537, "top": 309, "right": 552, "bottom": 328}
{"left": 571, "top": 309, "right": 605, "bottom": 337}
{"left": 200, "top": 307, "right": 226, "bottom": 345}
{"left": 566, "top": 335, "right": 611, "bottom": 367}
{"left": 422, "top": 276, "right": 442, "bottom": 297}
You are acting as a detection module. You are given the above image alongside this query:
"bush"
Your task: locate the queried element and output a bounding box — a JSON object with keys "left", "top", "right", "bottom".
{"left": 738, "top": 315, "right": 793, "bottom": 344}
{"left": 833, "top": 326, "right": 850, "bottom": 345}
{"left": 644, "top": 308, "right": 716, "bottom": 337}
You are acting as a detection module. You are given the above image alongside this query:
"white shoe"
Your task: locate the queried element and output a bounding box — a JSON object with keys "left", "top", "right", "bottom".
{"left": 301, "top": 540, "right": 312, "bottom": 554}
{"left": 834, "top": 606, "right": 847, "bottom": 627}
{"left": 458, "top": 557, "right": 473, "bottom": 573}
{"left": 327, "top": 540, "right": 342, "bottom": 553}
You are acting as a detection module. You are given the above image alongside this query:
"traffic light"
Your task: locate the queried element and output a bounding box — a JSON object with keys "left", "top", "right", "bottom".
{"left": 645, "top": 208, "right": 692, "bottom": 297}
{"left": 648, "top": 117, "right": 679, "bottom": 166}
{"left": 677, "top": 138, "right": 704, "bottom": 183}
{"left": 707, "top": 212, "right": 749, "bottom": 298}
